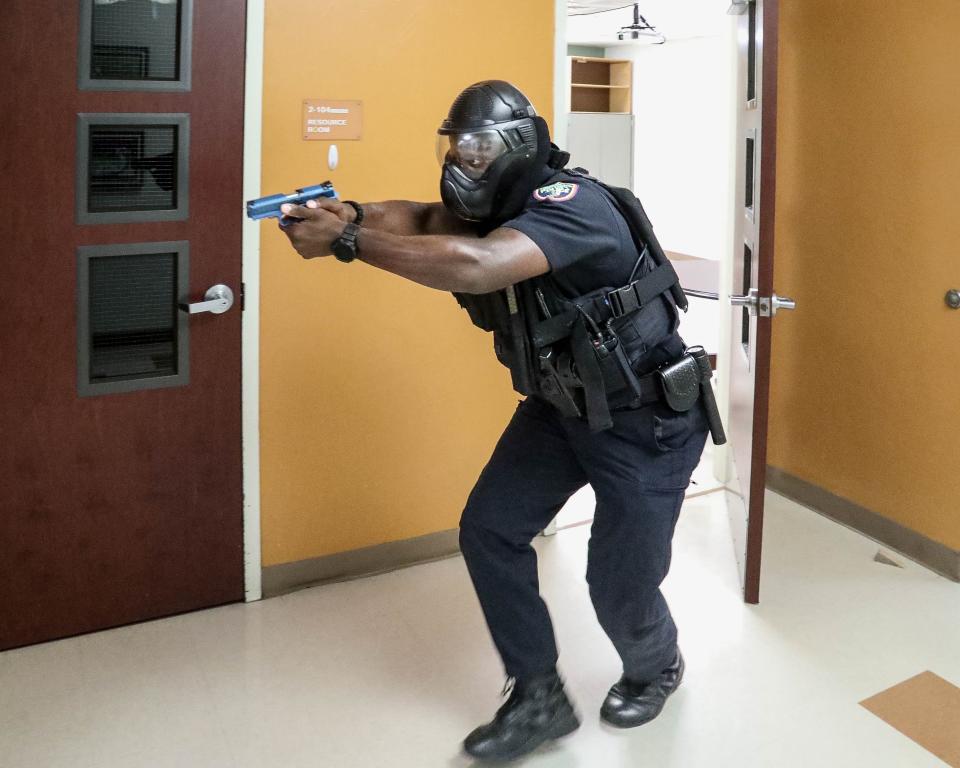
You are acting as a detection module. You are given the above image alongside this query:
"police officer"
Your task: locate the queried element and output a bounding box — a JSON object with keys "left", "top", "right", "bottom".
{"left": 280, "top": 81, "right": 711, "bottom": 762}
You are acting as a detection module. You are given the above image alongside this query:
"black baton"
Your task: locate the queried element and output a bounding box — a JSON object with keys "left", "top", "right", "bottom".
{"left": 688, "top": 346, "right": 727, "bottom": 446}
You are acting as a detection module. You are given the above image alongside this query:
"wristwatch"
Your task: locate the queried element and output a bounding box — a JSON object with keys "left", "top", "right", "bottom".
{"left": 331, "top": 221, "right": 361, "bottom": 263}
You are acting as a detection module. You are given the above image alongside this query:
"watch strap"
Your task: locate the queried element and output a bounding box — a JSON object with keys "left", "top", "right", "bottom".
{"left": 332, "top": 221, "right": 361, "bottom": 263}
{"left": 342, "top": 200, "right": 364, "bottom": 225}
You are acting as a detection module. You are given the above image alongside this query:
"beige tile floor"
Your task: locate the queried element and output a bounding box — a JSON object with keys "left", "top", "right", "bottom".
{"left": 2, "top": 467, "right": 958, "bottom": 767}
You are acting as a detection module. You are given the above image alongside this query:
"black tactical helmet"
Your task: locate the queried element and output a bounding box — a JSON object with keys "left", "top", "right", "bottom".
{"left": 437, "top": 80, "right": 553, "bottom": 223}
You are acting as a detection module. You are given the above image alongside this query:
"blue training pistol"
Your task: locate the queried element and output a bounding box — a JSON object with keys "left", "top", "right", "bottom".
{"left": 246, "top": 181, "right": 338, "bottom": 225}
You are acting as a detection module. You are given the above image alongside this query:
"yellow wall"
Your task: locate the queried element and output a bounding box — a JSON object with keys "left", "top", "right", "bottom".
{"left": 770, "top": 1, "right": 960, "bottom": 550}
{"left": 260, "top": 1, "right": 555, "bottom": 566}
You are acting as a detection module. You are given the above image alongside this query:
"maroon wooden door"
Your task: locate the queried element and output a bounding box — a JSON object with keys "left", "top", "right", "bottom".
{"left": 0, "top": 0, "right": 246, "bottom": 650}
{"left": 726, "top": 0, "right": 794, "bottom": 604}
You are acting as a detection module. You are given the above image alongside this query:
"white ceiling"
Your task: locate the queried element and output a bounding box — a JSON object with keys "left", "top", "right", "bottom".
{"left": 567, "top": 1, "right": 634, "bottom": 14}
{"left": 567, "top": 0, "right": 729, "bottom": 46}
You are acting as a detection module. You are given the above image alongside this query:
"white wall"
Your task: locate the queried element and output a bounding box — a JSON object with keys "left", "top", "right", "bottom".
{"left": 612, "top": 35, "right": 734, "bottom": 263}
{"left": 567, "top": 2, "right": 735, "bottom": 264}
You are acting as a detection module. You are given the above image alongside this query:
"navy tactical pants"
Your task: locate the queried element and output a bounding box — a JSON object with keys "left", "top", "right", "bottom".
{"left": 459, "top": 396, "right": 708, "bottom": 684}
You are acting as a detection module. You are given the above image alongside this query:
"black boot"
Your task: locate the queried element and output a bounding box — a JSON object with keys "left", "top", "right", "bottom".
{"left": 463, "top": 671, "right": 580, "bottom": 761}
{"left": 600, "top": 649, "right": 685, "bottom": 728}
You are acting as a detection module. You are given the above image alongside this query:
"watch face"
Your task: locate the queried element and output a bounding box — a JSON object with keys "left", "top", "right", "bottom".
{"left": 332, "top": 222, "right": 359, "bottom": 262}
{"left": 333, "top": 237, "right": 355, "bottom": 262}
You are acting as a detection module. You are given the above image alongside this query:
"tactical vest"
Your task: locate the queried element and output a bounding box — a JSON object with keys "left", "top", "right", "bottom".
{"left": 454, "top": 169, "right": 688, "bottom": 432}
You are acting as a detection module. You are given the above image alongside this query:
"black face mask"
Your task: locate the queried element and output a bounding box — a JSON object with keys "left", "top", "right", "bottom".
{"left": 440, "top": 116, "right": 555, "bottom": 225}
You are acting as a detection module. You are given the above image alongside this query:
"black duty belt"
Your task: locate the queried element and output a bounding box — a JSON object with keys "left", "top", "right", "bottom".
{"left": 610, "top": 370, "right": 664, "bottom": 411}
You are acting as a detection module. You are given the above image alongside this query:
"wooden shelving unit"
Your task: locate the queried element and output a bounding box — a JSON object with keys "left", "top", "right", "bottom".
{"left": 570, "top": 56, "right": 632, "bottom": 114}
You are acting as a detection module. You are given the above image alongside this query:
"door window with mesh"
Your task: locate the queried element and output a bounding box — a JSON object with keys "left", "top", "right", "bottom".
{"left": 79, "top": 0, "right": 193, "bottom": 91}
{"left": 77, "top": 241, "right": 190, "bottom": 395}
{"left": 77, "top": 114, "right": 189, "bottom": 224}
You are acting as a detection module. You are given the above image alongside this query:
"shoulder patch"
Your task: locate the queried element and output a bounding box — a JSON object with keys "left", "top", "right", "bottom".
{"left": 533, "top": 181, "right": 579, "bottom": 203}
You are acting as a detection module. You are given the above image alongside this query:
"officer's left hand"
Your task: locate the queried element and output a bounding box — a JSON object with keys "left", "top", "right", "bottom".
{"left": 279, "top": 199, "right": 344, "bottom": 259}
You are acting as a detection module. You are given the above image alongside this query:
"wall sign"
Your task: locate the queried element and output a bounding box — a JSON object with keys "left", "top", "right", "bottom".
{"left": 302, "top": 99, "right": 362, "bottom": 141}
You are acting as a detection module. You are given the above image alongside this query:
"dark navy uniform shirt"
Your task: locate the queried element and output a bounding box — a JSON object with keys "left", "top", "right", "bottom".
{"left": 499, "top": 173, "right": 679, "bottom": 355}
{"left": 500, "top": 174, "right": 639, "bottom": 297}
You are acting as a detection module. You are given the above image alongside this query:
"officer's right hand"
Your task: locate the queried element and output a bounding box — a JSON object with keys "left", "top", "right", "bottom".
{"left": 302, "top": 197, "right": 356, "bottom": 223}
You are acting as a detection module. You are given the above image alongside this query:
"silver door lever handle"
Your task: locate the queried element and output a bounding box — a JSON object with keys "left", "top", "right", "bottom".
{"left": 180, "top": 284, "right": 234, "bottom": 315}
{"left": 730, "top": 288, "right": 759, "bottom": 314}
{"left": 682, "top": 289, "right": 796, "bottom": 315}
{"left": 770, "top": 294, "right": 796, "bottom": 314}
{"left": 730, "top": 289, "right": 796, "bottom": 317}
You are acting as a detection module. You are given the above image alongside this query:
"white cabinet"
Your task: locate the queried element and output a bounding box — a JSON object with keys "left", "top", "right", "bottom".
{"left": 566, "top": 112, "right": 634, "bottom": 190}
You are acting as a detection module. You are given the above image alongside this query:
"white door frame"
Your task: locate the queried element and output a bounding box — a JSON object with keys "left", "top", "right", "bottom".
{"left": 553, "top": 0, "right": 569, "bottom": 149}
{"left": 242, "top": 0, "right": 265, "bottom": 601}
{"left": 543, "top": 0, "right": 568, "bottom": 538}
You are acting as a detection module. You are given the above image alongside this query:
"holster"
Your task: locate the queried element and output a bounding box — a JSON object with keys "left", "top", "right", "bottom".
{"left": 656, "top": 354, "right": 700, "bottom": 412}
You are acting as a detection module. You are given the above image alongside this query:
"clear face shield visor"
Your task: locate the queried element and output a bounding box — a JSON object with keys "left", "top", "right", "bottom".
{"left": 436, "top": 130, "right": 509, "bottom": 181}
